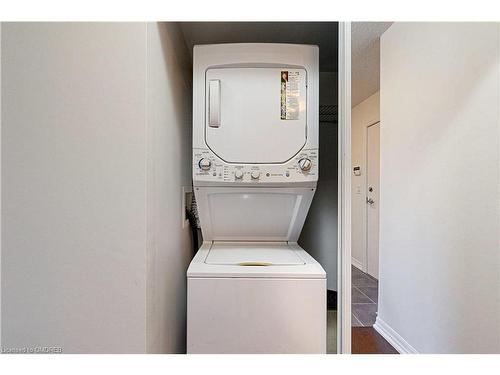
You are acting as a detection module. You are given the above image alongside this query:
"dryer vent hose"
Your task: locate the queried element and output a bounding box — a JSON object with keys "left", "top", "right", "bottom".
{"left": 186, "top": 188, "right": 202, "bottom": 253}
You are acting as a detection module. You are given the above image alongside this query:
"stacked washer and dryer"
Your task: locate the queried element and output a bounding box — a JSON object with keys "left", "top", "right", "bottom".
{"left": 187, "top": 43, "right": 326, "bottom": 354}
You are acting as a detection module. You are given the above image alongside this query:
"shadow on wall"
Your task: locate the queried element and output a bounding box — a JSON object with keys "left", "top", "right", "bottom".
{"left": 299, "top": 119, "right": 339, "bottom": 294}
{"left": 146, "top": 22, "right": 193, "bottom": 354}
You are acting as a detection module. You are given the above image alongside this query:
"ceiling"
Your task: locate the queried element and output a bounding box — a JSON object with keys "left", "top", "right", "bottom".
{"left": 179, "top": 22, "right": 338, "bottom": 72}
{"left": 178, "top": 22, "right": 392, "bottom": 107}
{"left": 351, "top": 22, "right": 393, "bottom": 107}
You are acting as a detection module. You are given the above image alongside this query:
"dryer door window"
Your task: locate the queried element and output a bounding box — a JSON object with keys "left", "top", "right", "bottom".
{"left": 205, "top": 67, "right": 307, "bottom": 164}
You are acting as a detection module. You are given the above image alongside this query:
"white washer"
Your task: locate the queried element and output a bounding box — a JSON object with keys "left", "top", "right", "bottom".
{"left": 188, "top": 44, "right": 326, "bottom": 354}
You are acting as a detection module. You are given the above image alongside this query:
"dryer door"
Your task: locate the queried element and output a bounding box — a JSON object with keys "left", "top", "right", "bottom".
{"left": 205, "top": 68, "right": 307, "bottom": 164}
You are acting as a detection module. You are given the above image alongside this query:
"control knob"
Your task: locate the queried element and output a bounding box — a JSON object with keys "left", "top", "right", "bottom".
{"left": 251, "top": 171, "right": 261, "bottom": 180}
{"left": 234, "top": 170, "right": 244, "bottom": 179}
{"left": 198, "top": 158, "right": 211, "bottom": 171}
{"left": 299, "top": 158, "right": 312, "bottom": 171}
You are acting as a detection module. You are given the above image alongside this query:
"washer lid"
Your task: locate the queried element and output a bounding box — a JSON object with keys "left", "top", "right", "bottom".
{"left": 194, "top": 187, "right": 315, "bottom": 242}
{"left": 187, "top": 242, "right": 326, "bottom": 279}
{"left": 206, "top": 242, "right": 305, "bottom": 266}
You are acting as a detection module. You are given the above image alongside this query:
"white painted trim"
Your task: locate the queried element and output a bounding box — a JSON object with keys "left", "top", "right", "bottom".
{"left": 351, "top": 257, "right": 364, "bottom": 271}
{"left": 337, "top": 21, "right": 352, "bottom": 354}
{"left": 351, "top": 96, "right": 380, "bottom": 277}
{"left": 373, "top": 317, "right": 418, "bottom": 354}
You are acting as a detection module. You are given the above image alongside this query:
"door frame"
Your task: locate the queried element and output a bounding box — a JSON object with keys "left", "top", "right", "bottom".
{"left": 337, "top": 21, "right": 352, "bottom": 354}
{"left": 363, "top": 121, "right": 380, "bottom": 277}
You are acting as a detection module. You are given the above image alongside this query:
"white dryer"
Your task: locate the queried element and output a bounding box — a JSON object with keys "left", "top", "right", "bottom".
{"left": 187, "top": 44, "right": 326, "bottom": 354}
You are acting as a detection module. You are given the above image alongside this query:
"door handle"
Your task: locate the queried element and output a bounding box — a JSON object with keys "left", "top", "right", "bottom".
{"left": 209, "top": 79, "right": 221, "bottom": 128}
{"left": 366, "top": 197, "right": 375, "bottom": 205}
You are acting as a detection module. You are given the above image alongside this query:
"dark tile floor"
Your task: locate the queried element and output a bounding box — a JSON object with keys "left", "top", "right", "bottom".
{"left": 352, "top": 265, "right": 378, "bottom": 327}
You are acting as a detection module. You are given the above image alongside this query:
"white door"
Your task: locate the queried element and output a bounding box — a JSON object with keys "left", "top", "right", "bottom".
{"left": 366, "top": 122, "right": 380, "bottom": 279}
{"left": 205, "top": 68, "right": 307, "bottom": 164}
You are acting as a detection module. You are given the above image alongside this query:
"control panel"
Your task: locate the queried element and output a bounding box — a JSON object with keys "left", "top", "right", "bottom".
{"left": 193, "top": 148, "right": 318, "bottom": 184}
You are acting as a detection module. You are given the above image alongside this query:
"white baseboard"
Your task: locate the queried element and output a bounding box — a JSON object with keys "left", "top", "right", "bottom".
{"left": 351, "top": 257, "right": 364, "bottom": 271}
{"left": 373, "top": 317, "right": 418, "bottom": 354}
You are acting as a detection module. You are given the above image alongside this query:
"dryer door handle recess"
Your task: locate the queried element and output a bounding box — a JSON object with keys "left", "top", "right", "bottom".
{"left": 209, "top": 79, "right": 221, "bottom": 128}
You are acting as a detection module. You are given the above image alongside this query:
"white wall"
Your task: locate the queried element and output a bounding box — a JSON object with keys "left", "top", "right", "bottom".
{"left": 145, "top": 23, "right": 192, "bottom": 354}
{"left": 1, "top": 22, "right": 192, "bottom": 353}
{"left": 0, "top": 23, "right": 2, "bottom": 348}
{"left": 378, "top": 23, "right": 500, "bottom": 353}
{"left": 351, "top": 92, "right": 379, "bottom": 271}
{"left": 299, "top": 72, "right": 338, "bottom": 291}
